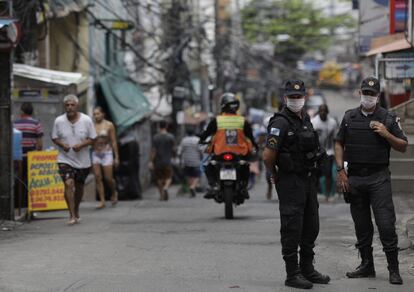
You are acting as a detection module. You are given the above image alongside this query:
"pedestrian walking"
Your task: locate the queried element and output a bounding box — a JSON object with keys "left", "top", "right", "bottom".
{"left": 311, "top": 104, "right": 338, "bottom": 202}
{"left": 263, "top": 80, "right": 330, "bottom": 289}
{"left": 13, "top": 102, "right": 43, "bottom": 211}
{"left": 52, "top": 95, "right": 97, "bottom": 225}
{"left": 92, "top": 106, "right": 120, "bottom": 209}
{"left": 334, "top": 77, "right": 407, "bottom": 285}
{"left": 149, "top": 120, "right": 176, "bottom": 201}
{"left": 178, "top": 128, "right": 203, "bottom": 197}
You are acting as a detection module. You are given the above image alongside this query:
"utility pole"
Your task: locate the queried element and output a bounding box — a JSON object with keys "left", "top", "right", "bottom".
{"left": 214, "top": 0, "right": 223, "bottom": 93}
{"left": 195, "top": 0, "right": 208, "bottom": 112}
{"left": 0, "top": 0, "right": 15, "bottom": 221}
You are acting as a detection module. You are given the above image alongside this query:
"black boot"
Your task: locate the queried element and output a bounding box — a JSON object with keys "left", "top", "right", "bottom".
{"left": 284, "top": 255, "right": 313, "bottom": 289}
{"left": 285, "top": 274, "right": 313, "bottom": 290}
{"left": 346, "top": 247, "right": 376, "bottom": 278}
{"left": 386, "top": 251, "right": 403, "bottom": 285}
{"left": 300, "top": 255, "right": 330, "bottom": 284}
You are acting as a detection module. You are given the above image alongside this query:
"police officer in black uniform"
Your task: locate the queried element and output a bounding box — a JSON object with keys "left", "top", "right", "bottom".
{"left": 263, "top": 80, "right": 330, "bottom": 289}
{"left": 334, "top": 77, "right": 407, "bottom": 285}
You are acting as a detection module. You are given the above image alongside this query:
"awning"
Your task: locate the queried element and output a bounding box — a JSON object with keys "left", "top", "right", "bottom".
{"left": 49, "top": 0, "right": 89, "bottom": 18}
{"left": 100, "top": 68, "right": 152, "bottom": 134}
{"left": 365, "top": 38, "right": 412, "bottom": 56}
{"left": 13, "top": 63, "right": 88, "bottom": 92}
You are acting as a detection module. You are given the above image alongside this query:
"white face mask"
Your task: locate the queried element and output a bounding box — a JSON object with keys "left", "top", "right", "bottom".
{"left": 286, "top": 98, "right": 305, "bottom": 113}
{"left": 360, "top": 95, "right": 378, "bottom": 109}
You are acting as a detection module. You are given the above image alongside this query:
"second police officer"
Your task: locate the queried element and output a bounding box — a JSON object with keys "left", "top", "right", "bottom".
{"left": 334, "top": 77, "right": 407, "bottom": 285}
{"left": 263, "top": 80, "right": 330, "bottom": 289}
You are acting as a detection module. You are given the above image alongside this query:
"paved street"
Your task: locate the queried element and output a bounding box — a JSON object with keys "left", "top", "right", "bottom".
{"left": 1, "top": 89, "right": 413, "bottom": 292}
{"left": 1, "top": 178, "right": 413, "bottom": 292}
{"left": 321, "top": 88, "right": 361, "bottom": 122}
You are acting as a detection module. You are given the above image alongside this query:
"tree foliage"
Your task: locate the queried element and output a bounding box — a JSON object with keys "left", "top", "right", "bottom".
{"left": 242, "top": 0, "right": 356, "bottom": 65}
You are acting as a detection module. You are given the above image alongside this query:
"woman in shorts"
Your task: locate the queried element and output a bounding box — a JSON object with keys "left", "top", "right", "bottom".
{"left": 92, "top": 107, "right": 119, "bottom": 209}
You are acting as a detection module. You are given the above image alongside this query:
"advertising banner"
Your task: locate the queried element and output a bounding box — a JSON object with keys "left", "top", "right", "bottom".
{"left": 390, "top": 0, "right": 408, "bottom": 33}
{"left": 28, "top": 151, "right": 67, "bottom": 212}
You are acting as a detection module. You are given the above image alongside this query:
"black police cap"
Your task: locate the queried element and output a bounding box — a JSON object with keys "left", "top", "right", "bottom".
{"left": 361, "top": 77, "right": 380, "bottom": 94}
{"left": 284, "top": 80, "right": 306, "bottom": 96}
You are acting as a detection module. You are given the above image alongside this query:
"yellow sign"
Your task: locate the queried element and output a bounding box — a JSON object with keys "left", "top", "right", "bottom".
{"left": 28, "top": 151, "right": 67, "bottom": 212}
{"left": 111, "top": 20, "right": 133, "bottom": 30}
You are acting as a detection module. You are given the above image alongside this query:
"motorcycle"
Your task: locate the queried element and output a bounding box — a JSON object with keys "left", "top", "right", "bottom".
{"left": 206, "top": 152, "right": 249, "bottom": 219}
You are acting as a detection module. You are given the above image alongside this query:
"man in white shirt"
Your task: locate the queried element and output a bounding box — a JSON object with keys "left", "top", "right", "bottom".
{"left": 311, "top": 104, "right": 338, "bottom": 201}
{"left": 52, "top": 95, "right": 97, "bottom": 225}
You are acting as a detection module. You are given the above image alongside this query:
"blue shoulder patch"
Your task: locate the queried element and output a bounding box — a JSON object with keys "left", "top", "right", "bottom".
{"left": 270, "top": 127, "right": 280, "bottom": 136}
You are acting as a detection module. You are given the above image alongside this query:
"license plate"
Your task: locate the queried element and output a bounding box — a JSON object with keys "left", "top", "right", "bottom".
{"left": 220, "top": 169, "right": 237, "bottom": 180}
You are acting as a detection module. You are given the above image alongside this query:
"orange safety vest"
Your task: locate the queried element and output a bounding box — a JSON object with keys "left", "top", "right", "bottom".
{"left": 210, "top": 114, "right": 253, "bottom": 156}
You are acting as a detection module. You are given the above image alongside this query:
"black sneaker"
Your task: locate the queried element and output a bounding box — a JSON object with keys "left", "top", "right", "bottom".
{"left": 204, "top": 192, "right": 215, "bottom": 199}
{"left": 190, "top": 189, "right": 196, "bottom": 198}
{"left": 240, "top": 189, "right": 250, "bottom": 199}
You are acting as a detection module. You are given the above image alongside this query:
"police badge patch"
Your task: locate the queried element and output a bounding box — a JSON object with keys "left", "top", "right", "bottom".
{"left": 267, "top": 137, "right": 278, "bottom": 147}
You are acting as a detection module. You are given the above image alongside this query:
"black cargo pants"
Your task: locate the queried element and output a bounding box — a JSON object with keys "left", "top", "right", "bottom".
{"left": 275, "top": 171, "right": 319, "bottom": 267}
{"left": 348, "top": 168, "right": 398, "bottom": 253}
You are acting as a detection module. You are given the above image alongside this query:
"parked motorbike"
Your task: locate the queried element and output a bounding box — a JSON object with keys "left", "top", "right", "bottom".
{"left": 206, "top": 152, "right": 249, "bottom": 219}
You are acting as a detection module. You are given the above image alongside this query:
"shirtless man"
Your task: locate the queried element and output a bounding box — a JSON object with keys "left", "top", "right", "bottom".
{"left": 92, "top": 107, "right": 120, "bottom": 209}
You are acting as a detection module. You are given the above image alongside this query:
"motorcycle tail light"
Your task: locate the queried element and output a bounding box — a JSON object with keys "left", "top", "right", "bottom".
{"left": 223, "top": 154, "right": 234, "bottom": 161}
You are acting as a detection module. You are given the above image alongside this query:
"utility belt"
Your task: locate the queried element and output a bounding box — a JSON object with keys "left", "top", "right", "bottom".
{"left": 347, "top": 165, "right": 388, "bottom": 177}
{"left": 278, "top": 152, "right": 319, "bottom": 174}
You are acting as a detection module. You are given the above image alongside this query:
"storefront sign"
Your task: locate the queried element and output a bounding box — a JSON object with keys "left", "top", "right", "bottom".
{"left": 385, "top": 52, "right": 414, "bottom": 79}
{"left": 385, "top": 60, "right": 414, "bottom": 79}
{"left": 28, "top": 151, "right": 67, "bottom": 212}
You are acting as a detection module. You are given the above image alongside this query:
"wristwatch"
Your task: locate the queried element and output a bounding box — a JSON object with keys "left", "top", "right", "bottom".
{"left": 336, "top": 166, "right": 344, "bottom": 172}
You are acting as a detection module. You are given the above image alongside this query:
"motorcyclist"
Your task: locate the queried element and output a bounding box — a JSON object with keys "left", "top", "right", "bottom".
{"left": 199, "top": 93, "right": 258, "bottom": 199}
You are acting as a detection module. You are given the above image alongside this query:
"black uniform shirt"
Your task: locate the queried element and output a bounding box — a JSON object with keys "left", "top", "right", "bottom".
{"left": 265, "top": 107, "right": 312, "bottom": 152}
{"left": 336, "top": 106, "right": 407, "bottom": 143}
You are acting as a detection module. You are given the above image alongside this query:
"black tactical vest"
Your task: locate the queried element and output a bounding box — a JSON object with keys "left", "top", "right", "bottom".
{"left": 344, "top": 108, "right": 392, "bottom": 165}
{"left": 272, "top": 111, "right": 319, "bottom": 173}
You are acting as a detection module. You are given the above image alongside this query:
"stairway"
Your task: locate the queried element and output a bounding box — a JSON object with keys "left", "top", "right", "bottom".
{"left": 390, "top": 137, "right": 414, "bottom": 194}
{"left": 390, "top": 100, "right": 414, "bottom": 194}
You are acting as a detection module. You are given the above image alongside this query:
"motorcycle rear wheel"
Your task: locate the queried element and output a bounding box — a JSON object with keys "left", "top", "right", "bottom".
{"left": 223, "top": 185, "right": 234, "bottom": 219}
